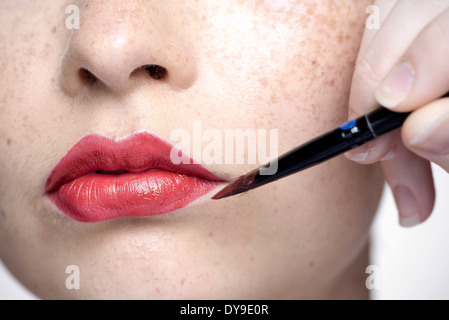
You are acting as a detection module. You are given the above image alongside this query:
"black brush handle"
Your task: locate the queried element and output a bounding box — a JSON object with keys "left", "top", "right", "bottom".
{"left": 249, "top": 91, "right": 449, "bottom": 190}
{"left": 214, "top": 91, "right": 449, "bottom": 199}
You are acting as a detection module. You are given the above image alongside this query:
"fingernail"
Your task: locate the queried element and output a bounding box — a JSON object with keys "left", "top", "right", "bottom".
{"left": 376, "top": 61, "right": 415, "bottom": 109}
{"left": 393, "top": 185, "right": 421, "bottom": 228}
{"left": 410, "top": 112, "right": 449, "bottom": 154}
{"left": 380, "top": 148, "right": 396, "bottom": 161}
{"left": 345, "top": 143, "right": 369, "bottom": 162}
{"left": 348, "top": 110, "right": 358, "bottom": 120}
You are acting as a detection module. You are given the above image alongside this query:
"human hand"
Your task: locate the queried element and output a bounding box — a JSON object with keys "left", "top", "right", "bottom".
{"left": 346, "top": 0, "right": 449, "bottom": 227}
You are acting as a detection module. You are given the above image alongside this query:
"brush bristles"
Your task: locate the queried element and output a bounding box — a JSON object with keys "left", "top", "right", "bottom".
{"left": 211, "top": 171, "right": 258, "bottom": 200}
{"left": 211, "top": 177, "right": 247, "bottom": 199}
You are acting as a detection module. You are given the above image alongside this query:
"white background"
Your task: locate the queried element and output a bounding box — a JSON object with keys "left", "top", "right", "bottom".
{"left": 1, "top": 163, "right": 449, "bottom": 300}
{"left": 371, "top": 164, "right": 449, "bottom": 299}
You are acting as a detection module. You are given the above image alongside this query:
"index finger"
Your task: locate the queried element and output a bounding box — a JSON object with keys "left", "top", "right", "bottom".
{"left": 349, "top": 1, "right": 448, "bottom": 117}
{"left": 375, "top": 8, "right": 449, "bottom": 111}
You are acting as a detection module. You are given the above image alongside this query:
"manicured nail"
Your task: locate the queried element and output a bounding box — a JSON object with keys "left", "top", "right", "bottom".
{"left": 376, "top": 61, "right": 415, "bottom": 109}
{"left": 380, "top": 148, "right": 396, "bottom": 161}
{"left": 393, "top": 185, "right": 421, "bottom": 228}
{"left": 345, "top": 143, "right": 369, "bottom": 162}
{"left": 410, "top": 112, "right": 449, "bottom": 154}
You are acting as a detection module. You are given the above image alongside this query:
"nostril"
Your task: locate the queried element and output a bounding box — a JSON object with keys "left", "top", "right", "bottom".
{"left": 79, "top": 68, "right": 98, "bottom": 85}
{"left": 76, "top": 65, "right": 168, "bottom": 91}
{"left": 144, "top": 64, "right": 167, "bottom": 80}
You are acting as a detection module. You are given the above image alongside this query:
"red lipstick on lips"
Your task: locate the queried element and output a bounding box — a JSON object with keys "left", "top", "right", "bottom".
{"left": 45, "top": 132, "right": 223, "bottom": 222}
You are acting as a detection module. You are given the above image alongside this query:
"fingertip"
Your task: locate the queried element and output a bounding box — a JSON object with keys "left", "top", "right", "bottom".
{"left": 399, "top": 215, "right": 422, "bottom": 228}
{"left": 345, "top": 151, "right": 369, "bottom": 163}
{"left": 345, "top": 144, "right": 369, "bottom": 163}
{"left": 347, "top": 109, "right": 358, "bottom": 121}
{"left": 375, "top": 89, "right": 404, "bottom": 110}
{"left": 401, "top": 98, "right": 449, "bottom": 152}
{"left": 345, "top": 133, "right": 403, "bottom": 164}
{"left": 375, "top": 61, "right": 415, "bottom": 110}
{"left": 395, "top": 183, "right": 433, "bottom": 228}
{"left": 385, "top": 152, "right": 435, "bottom": 228}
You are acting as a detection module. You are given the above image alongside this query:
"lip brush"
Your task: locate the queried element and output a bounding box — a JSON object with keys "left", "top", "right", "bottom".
{"left": 212, "top": 92, "right": 449, "bottom": 200}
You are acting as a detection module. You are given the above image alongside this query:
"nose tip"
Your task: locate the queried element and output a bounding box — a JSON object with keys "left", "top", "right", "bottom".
{"left": 59, "top": 3, "right": 197, "bottom": 95}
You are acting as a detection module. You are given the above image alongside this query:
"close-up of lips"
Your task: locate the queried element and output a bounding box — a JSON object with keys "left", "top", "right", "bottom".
{"left": 2, "top": 0, "right": 449, "bottom": 303}
{"left": 45, "top": 132, "right": 225, "bottom": 223}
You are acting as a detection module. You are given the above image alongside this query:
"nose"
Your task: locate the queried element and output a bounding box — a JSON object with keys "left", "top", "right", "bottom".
{"left": 60, "top": 1, "right": 197, "bottom": 95}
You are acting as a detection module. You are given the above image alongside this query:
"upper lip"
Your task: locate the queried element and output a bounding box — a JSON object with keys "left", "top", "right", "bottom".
{"left": 45, "top": 132, "right": 223, "bottom": 193}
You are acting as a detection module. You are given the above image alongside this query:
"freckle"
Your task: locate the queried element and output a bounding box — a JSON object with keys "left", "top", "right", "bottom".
{"left": 259, "top": 78, "right": 268, "bottom": 87}
{"left": 306, "top": 3, "right": 317, "bottom": 15}
{"left": 156, "top": 287, "right": 161, "bottom": 294}
{"left": 208, "top": 232, "right": 213, "bottom": 237}
{"left": 250, "top": 256, "right": 254, "bottom": 261}
{"left": 309, "top": 261, "right": 315, "bottom": 268}
{"left": 6, "top": 138, "right": 11, "bottom": 145}
{"left": 213, "top": 261, "right": 220, "bottom": 265}
{"left": 311, "top": 60, "right": 316, "bottom": 65}
{"left": 337, "top": 34, "right": 344, "bottom": 44}
{"left": 52, "top": 26, "right": 57, "bottom": 34}
{"left": 181, "top": 278, "right": 186, "bottom": 285}
{"left": 155, "top": 277, "right": 159, "bottom": 281}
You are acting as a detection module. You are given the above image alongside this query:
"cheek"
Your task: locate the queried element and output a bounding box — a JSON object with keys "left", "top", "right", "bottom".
{"left": 0, "top": 1, "right": 69, "bottom": 273}
{"left": 0, "top": 2, "right": 69, "bottom": 198}
{"left": 194, "top": 1, "right": 370, "bottom": 153}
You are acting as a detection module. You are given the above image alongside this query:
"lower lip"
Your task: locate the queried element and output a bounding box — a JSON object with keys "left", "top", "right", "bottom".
{"left": 49, "top": 170, "right": 219, "bottom": 222}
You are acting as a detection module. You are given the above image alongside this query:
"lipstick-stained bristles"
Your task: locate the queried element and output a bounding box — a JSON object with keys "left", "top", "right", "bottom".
{"left": 211, "top": 172, "right": 258, "bottom": 200}
{"left": 211, "top": 177, "right": 247, "bottom": 199}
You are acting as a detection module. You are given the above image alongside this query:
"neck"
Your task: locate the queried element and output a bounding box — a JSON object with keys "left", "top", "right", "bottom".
{"left": 320, "top": 241, "right": 372, "bottom": 300}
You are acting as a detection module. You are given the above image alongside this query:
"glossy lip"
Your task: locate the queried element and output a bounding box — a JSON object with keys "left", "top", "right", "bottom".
{"left": 45, "top": 132, "right": 224, "bottom": 223}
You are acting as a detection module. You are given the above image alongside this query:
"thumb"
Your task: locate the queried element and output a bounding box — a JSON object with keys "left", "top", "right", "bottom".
{"left": 403, "top": 97, "right": 449, "bottom": 171}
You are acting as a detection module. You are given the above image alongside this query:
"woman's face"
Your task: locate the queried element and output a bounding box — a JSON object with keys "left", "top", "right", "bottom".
{"left": 0, "top": 0, "right": 382, "bottom": 299}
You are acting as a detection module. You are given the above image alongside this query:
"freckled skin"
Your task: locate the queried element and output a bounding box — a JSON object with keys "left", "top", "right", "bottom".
{"left": 0, "top": 0, "right": 382, "bottom": 299}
